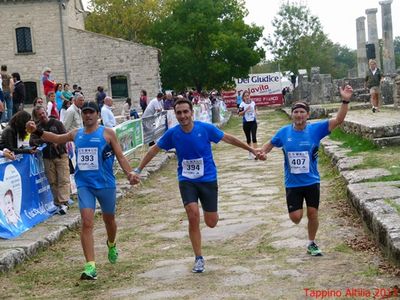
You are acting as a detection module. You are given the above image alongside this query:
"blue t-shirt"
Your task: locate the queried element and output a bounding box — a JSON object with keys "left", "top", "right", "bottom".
{"left": 157, "top": 121, "right": 224, "bottom": 182}
{"left": 55, "top": 90, "right": 63, "bottom": 111}
{"left": 74, "top": 126, "right": 115, "bottom": 189}
{"left": 271, "top": 120, "right": 330, "bottom": 188}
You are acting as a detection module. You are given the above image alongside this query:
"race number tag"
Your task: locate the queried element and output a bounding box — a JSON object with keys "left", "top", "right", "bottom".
{"left": 182, "top": 158, "right": 204, "bottom": 179}
{"left": 77, "top": 148, "right": 99, "bottom": 171}
{"left": 288, "top": 151, "right": 309, "bottom": 174}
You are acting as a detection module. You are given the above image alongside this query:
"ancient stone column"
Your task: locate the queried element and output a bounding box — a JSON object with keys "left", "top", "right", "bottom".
{"left": 394, "top": 72, "right": 400, "bottom": 109}
{"left": 379, "top": 0, "right": 396, "bottom": 74}
{"left": 365, "top": 8, "right": 381, "bottom": 68}
{"left": 356, "top": 17, "right": 368, "bottom": 77}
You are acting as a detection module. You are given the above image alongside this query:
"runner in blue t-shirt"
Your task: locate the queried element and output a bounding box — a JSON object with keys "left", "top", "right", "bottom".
{"left": 26, "top": 101, "right": 138, "bottom": 280}
{"left": 133, "top": 98, "right": 258, "bottom": 273}
{"left": 258, "top": 85, "right": 353, "bottom": 256}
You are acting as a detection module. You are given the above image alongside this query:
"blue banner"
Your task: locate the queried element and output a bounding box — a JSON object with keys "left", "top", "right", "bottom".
{"left": 0, "top": 153, "right": 57, "bottom": 239}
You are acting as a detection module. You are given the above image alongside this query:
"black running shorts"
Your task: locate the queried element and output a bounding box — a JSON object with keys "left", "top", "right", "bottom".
{"left": 285, "top": 183, "right": 320, "bottom": 213}
{"left": 178, "top": 180, "right": 218, "bottom": 212}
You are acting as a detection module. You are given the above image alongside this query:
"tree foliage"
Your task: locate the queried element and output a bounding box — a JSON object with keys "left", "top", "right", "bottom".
{"left": 264, "top": 2, "right": 335, "bottom": 76}
{"left": 85, "top": 0, "right": 175, "bottom": 43}
{"left": 330, "top": 44, "right": 357, "bottom": 78}
{"left": 148, "top": 0, "right": 264, "bottom": 91}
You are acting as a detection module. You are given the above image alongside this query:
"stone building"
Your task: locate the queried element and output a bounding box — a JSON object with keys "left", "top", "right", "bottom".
{"left": 0, "top": 0, "right": 161, "bottom": 105}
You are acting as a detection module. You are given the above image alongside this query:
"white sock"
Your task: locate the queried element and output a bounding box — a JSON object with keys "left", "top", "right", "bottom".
{"left": 307, "top": 240, "right": 314, "bottom": 246}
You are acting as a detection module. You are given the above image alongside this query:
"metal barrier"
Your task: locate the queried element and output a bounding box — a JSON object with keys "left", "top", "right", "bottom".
{"left": 141, "top": 111, "right": 168, "bottom": 144}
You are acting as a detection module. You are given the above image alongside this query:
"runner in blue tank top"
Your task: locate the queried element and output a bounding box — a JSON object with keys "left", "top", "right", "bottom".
{"left": 258, "top": 85, "right": 353, "bottom": 257}
{"left": 132, "top": 98, "right": 258, "bottom": 273}
{"left": 26, "top": 101, "right": 138, "bottom": 280}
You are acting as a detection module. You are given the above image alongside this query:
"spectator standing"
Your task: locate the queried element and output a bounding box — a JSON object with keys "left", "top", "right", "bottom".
{"left": 95, "top": 86, "right": 106, "bottom": 111}
{"left": 31, "top": 97, "right": 45, "bottom": 123}
{"left": 30, "top": 106, "right": 70, "bottom": 215}
{"left": 1, "top": 65, "right": 14, "bottom": 122}
{"left": 72, "top": 84, "right": 79, "bottom": 96}
{"left": 236, "top": 91, "right": 242, "bottom": 109}
{"left": 0, "top": 73, "right": 4, "bottom": 121}
{"left": 142, "top": 92, "right": 163, "bottom": 118}
{"left": 0, "top": 111, "right": 36, "bottom": 154}
{"left": 139, "top": 89, "right": 148, "bottom": 113}
{"left": 61, "top": 83, "right": 73, "bottom": 102}
{"left": 59, "top": 100, "right": 71, "bottom": 123}
{"left": 63, "top": 93, "right": 84, "bottom": 131}
{"left": 11, "top": 73, "right": 25, "bottom": 116}
{"left": 163, "top": 92, "right": 174, "bottom": 110}
{"left": 101, "top": 96, "right": 116, "bottom": 128}
{"left": 121, "top": 98, "right": 131, "bottom": 121}
{"left": 55, "top": 83, "right": 63, "bottom": 111}
{"left": 46, "top": 91, "right": 59, "bottom": 120}
{"left": 26, "top": 101, "right": 138, "bottom": 280}
{"left": 365, "top": 59, "right": 383, "bottom": 113}
{"left": 41, "top": 67, "right": 56, "bottom": 97}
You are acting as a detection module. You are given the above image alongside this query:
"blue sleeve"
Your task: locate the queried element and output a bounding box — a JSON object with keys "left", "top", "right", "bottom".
{"left": 157, "top": 128, "right": 174, "bottom": 151}
{"left": 271, "top": 127, "right": 285, "bottom": 148}
{"left": 203, "top": 122, "right": 224, "bottom": 144}
{"left": 315, "top": 120, "right": 330, "bottom": 140}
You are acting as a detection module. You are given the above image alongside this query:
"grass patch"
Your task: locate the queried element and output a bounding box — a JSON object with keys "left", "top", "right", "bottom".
{"left": 384, "top": 199, "right": 400, "bottom": 214}
{"left": 334, "top": 243, "right": 352, "bottom": 253}
{"left": 329, "top": 127, "right": 378, "bottom": 154}
{"left": 358, "top": 265, "right": 380, "bottom": 277}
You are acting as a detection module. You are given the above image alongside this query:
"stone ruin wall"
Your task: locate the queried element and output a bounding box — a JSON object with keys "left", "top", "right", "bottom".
{"left": 290, "top": 66, "right": 400, "bottom": 108}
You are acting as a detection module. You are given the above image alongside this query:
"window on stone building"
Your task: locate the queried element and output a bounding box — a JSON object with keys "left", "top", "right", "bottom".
{"left": 111, "top": 75, "right": 128, "bottom": 99}
{"left": 15, "top": 27, "right": 33, "bottom": 53}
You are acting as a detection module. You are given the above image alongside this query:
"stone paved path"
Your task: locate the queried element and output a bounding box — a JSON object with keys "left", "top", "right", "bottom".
{"left": 1, "top": 109, "right": 399, "bottom": 299}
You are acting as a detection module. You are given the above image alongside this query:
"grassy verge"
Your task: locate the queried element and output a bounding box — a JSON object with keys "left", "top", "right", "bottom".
{"left": 329, "top": 127, "right": 378, "bottom": 154}
{"left": 328, "top": 127, "right": 400, "bottom": 181}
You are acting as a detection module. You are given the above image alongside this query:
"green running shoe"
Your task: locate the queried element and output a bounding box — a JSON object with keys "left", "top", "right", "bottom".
{"left": 107, "top": 241, "right": 119, "bottom": 264}
{"left": 307, "top": 242, "right": 323, "bottom": 256}
{"left": 80, "top": 263, "right": 97, "bottom": 280}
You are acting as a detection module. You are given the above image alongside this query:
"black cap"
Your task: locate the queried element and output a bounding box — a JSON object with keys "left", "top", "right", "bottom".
{"left": 81, "top": 101, "right": 99, "bottom": 112}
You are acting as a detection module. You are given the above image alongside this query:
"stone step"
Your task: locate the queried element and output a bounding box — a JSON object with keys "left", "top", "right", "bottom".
{"left": 342, "top": 114, "right": 400, "bottom": 139}
{"left": 373, "top": 135, "right": 400, "bottom": 146}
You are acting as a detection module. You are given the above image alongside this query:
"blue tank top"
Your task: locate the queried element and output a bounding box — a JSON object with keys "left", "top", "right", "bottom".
{"left": 74, "top": 126, "right": 115, "bottom": 189}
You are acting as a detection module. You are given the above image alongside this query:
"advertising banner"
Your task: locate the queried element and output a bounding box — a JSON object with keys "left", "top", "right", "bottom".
{"left": 222, "top": 73, "right": 284, "bottom": 108}
{"left": 114, "top": 119, "right": 144, "bottom": 156}
{"left": 0, "top": 154, "right": 57, "bottom": 239}
{"left": 142, "top": 111, "right": 167, "bottom": 144}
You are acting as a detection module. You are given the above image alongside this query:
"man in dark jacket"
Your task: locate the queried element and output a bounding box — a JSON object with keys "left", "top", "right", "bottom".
{"left": 30, "top": 106, "right": 70, "bottom": 214}
{"left": 365, "top": 59, "right": 383, "bottom": 113}
{"left": 11, "top": 72, "right": 25, "bottom": 116}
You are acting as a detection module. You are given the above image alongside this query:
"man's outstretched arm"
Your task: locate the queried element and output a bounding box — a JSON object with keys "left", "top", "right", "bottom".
{"left": 221, "top": 133, "right": 257, "bottom": 156}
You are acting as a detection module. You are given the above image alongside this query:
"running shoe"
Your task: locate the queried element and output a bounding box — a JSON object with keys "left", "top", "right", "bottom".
{"left": 372, "top": 107, "right": 376, "bottom": 113}
{"left": 57, "top": 204, "right": 68, "bottom": 215}
{"left": 192, "top": 257, "right": 205, "bottom": 273}
{"left": 107, "top": 241, "right": 119, "bottom": 264}
{"left": 80, "top": 263, "right": 97, "bottom": 280}
{"left": 307, "top": 242, "right": 323, "bottom": 256}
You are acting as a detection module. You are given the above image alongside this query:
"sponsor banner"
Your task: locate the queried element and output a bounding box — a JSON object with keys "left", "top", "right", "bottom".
{"left": 114, "top": 119, "right": 144, "bottom": 156}
{"left": 0, "top": 153, "right": 57, "bottom": 239}
{"left": 222, "top": 73, "right": 284, "bottom": 108}
{"left": 142, "top": 111, "right": 167, "bottom": 144}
